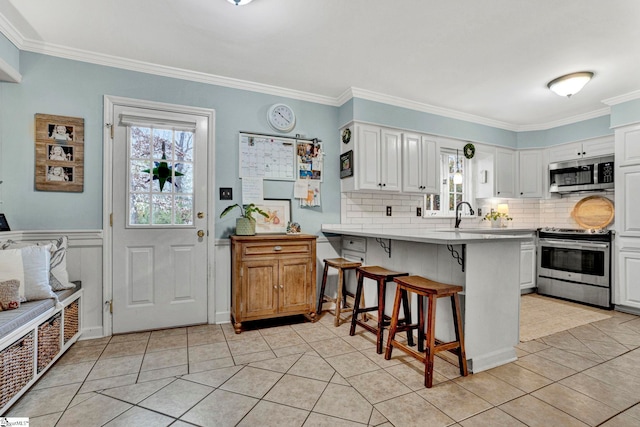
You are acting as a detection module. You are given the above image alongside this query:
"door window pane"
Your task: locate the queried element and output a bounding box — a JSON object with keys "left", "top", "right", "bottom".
{"left": 127, "top": 126, "right": 195, "bottom": 227}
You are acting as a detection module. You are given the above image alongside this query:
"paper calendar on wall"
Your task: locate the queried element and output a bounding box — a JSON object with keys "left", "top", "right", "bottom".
{"left": 239, "top": 133, "right": 296, "bottom": 181}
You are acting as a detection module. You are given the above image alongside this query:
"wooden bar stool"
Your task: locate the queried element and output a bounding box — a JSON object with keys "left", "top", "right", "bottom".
{"left": 349, "top": 266, "right": 414, "bottom": 354}
{"left": 317, "top": 258, "right": 362, "bottom": 327}
{"left": 384, "top": 275, "right": 468, "bottom": 388}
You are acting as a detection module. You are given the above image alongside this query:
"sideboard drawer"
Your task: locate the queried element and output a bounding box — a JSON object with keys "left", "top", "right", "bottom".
{"left": 242, "top": 241, "right": 312, "bottom": 257}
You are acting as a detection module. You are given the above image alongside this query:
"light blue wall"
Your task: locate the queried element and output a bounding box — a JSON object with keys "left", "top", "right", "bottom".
{"left": 610, "top": 99, "right": 640, "bottom": 128}
{"left": 0, "top": 32, "right": 19, "bottom": 72}
{"left": 0, "top": 52, "right": 340, "bottom": 237}
{"left": 350, "top": 98, "right": 519, "bottom": 148}
{"left": 517, "top": 115, "right": 613, "bottom": 148}
{"left": 2, "top": 50, "right": 631, "bottom": 238}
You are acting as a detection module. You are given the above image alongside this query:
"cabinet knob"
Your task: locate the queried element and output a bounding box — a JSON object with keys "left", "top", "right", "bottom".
{"left": 583, "top": 152, "right": 586, "bottom": 155}
{"left": 274, "top": 246, "right": 282, "bottom": 251}
{"left": 378, "top": 183, "right": 382, "bottom": 187}
{"left": 382, "top": 183, "right": 386, "bottom": 187}
{"left": 280, "top": 285, "right": 284, "bottom": 289}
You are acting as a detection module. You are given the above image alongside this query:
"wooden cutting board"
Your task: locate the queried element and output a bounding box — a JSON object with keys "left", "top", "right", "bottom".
{"left": 571, "top": 196, "right": 614, "bottom": 229}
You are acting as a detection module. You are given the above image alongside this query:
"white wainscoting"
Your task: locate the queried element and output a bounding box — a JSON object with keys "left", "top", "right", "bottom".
{"left": 5, "top": 231, "right": 340, "bottom": 339}
{"left": 3, "top": 230, "right": 104, "bottom": 340}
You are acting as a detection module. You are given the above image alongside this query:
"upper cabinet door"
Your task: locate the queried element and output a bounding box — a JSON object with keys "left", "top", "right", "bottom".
{"left": 356, "top": 123, "right": 382, "bottom": 191}
{"left": 518, "top": 150, "right": 543, "bottom": 198}
{"left": 421, "top": 136, "right": 439, "bottom": 194}
{"left": 549, "top": 137, "right": 613, "bottom": 163}
{"left": 402, "top": 133, "right": 422, "bottom": 193}
{"left": 495, "top": 148, "right": 516, "bottom": 198}
{"left": 380, "top": 128, "right": 402, "bottom": 192}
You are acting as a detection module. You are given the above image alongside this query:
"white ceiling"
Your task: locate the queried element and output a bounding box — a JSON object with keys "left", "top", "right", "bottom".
{"left": 1, "top": 0, "right": 639, "bottom": 130}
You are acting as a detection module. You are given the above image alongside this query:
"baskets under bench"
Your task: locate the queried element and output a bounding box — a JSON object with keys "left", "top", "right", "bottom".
{"left": 0, "top": 283, "right": 82, "bottom": 414}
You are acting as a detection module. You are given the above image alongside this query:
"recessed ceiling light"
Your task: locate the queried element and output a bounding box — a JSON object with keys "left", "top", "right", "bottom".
{"left": 227, "top": 0, "right": 254, "bottom": 5}
{"left": 547, "top": 72, "right": 594, "bottom": 98}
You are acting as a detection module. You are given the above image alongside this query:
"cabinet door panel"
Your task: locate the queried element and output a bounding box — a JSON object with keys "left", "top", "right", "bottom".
{"left": 279, "top": 257, "right": 312, "bottom": 314}
{"left": 518, "top": 150, "right": 543, "bottom": 198}
{"left": 357, "top": 124, "right": 381, "bottom": 190}
{"left": 402, "top": 133, "right": 422, "bottom": 193}
{"left": 380, "top": 128, "right": 402, "bottom": 191}
{"left": 242, "top": 260, "right": 278, "bottom": 318}
{"left": 619, "top": 250, "right": 640, "bottom": 308}
{"left": 495, "top": 148, "right": 516, "bottom": 198}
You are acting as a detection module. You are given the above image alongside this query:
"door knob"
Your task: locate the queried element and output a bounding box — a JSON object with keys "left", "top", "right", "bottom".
{"left": 197, "top": 230, "right": 205, "bottom": 238}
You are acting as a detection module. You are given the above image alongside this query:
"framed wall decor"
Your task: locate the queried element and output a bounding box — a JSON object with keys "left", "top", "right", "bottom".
{"left": 340, "top": 150, "right": 353, "bottom": 179}
{"left": 254, "top": 199, "right": 291, "bottom": 234}
{"left": 0, "top": 214, "right": 10, "bottom": 231}
{"left": 34, "top": 114, "right": 84, "bottom": 192}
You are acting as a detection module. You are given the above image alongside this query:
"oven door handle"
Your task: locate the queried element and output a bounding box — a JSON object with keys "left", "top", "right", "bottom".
{"left": 538, "top": 238, "right": 609, "bottom": 249}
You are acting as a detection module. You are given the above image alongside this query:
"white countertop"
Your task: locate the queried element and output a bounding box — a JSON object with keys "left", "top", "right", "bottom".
{"left": 321, "top": 224, "right": 534, "bottom": 244}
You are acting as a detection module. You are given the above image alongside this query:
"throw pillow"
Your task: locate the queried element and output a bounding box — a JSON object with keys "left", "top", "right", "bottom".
{"left": 2, "top": 236, "right": 75, "bottom": 291}
{"left": 0, "top": 245, "right": 57, "bottom": 301}
{"left": 0, "top": 279, "right": 21, "bottom": 311}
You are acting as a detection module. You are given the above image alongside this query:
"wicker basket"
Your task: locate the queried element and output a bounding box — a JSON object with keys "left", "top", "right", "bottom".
{"left": 0, "top": 331, "right": 35, "bottom": 408}
{"left": 37, "top": 313, "right": 61, "bottom": 373}
{"left": 64, "top": 300, "right": 79, "bottom": 344}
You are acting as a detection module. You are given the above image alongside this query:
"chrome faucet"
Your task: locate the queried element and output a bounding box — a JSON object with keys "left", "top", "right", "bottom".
{"left": 455, "top": 201, "right": 475, "bottom": 228}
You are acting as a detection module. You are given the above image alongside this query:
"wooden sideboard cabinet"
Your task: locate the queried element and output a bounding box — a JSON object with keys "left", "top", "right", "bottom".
{"left": 230, "top": 234, "right": 318, "bottom": 333}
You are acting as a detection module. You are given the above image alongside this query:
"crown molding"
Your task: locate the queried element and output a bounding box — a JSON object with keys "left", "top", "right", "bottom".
{"left": 0, "top": 56, "right": 20, "bottom": 82}
{"left": 347, "top": 87, "right": 519, "bottom": 131}
{"left": 602, "top": 89, "right": 640, "bottom": 106}
{"left": 0, "top": 10, "right": 24, "bottom": 49}
{"left": 0, "top": 20, "right": 626, "bottom": 132}
{"left": 515, "top": 107, "right": 611, "bottom": 132}
{"left": 19, "top": 38, "right": 339, "bottom": 106}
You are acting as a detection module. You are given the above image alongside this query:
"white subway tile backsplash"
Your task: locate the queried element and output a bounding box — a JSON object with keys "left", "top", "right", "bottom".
{"left": 340, "top": 191, "right": 614, "bottom": 230}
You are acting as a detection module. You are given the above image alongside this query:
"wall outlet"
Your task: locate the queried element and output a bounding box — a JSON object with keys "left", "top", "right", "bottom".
{"left": 477, "top": 208, "right": 482, "bottom": 217}
{"left": 416, "top": 207, "right": 422, "bottom": 216}
{"left": 220, "top": 187, "right": 232, "bottom": 200}
{"left": 386, "top": 206, "right": 392, "bottom": 216}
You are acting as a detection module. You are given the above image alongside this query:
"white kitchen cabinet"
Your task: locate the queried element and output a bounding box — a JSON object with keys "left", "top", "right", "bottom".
{"left": 475, "top": 146, "right": 516, "bottom": 198}
{"left": 340, "top": 123, "right": 402, "bottom": 192}
{"left": 517, "top": 150, "right": 544, "bottom": 198}
{"left": 549, "top": 136, "right": 614, "bottom": 163}
{"left": 614, "top": 124, "right": 640, "bottom": 310}
{"left": 520, "top": 241, "right": 536, "bottom": 291}
{"left": 402, "top": 133, "right": 438, "bottom": 194}
{"left": 495, "top": 148, "right": 516, "bottom": 198}
{"left": 617, "top": 245, "right": 640, "bottom": 309}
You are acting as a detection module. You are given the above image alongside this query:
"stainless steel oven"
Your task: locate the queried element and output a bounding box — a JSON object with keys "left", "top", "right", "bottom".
{"left": 537, "top": 228, "right": 612, "bottom": 309}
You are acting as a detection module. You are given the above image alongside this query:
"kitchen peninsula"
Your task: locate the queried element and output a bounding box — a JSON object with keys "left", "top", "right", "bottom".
{"left": 322, "top": 225, "right": 532, "bottom": 373}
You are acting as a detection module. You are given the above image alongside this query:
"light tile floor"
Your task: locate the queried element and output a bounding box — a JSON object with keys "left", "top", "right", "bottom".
{"left": 7, "top": 296, "right": 640, "bottom": 427}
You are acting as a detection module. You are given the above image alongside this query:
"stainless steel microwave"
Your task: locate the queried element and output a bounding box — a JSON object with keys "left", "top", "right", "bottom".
{"left": 549, "top": 155, "right": 614, "bottom": 193}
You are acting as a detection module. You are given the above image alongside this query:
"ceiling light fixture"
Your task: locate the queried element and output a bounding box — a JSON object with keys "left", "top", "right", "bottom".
{"left": 547, "top": 71, "right": 594, "bottom": 97}
{"left": 227, "top": 0, "right": 253, "bottom": 5}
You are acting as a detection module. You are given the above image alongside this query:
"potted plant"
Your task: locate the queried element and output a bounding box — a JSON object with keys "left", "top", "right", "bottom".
{"left": 483, "top": 211, "right": 513, "bottom": 228}
{"left": 220, "top": 203, "right": 269, "bottom": 236}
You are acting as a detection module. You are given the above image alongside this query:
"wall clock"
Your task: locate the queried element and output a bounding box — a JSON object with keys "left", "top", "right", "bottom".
{"left": 267, "top": 103, "right": 296, "bottom": 133}
{"left": 464, "top": 143, "right": 475, "bottom": 159}
{"left": 342, "top": 128, "right": 351, "bottom": 144}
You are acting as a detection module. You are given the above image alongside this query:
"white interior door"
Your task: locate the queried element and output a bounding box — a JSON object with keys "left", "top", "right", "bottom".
{"left": 111, "top": 104, "right": 209, "bottom": 334}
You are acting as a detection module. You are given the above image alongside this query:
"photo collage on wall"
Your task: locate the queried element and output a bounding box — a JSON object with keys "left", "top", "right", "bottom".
{"left": 34, "top": 114, "right": 84, "bottom": 192}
